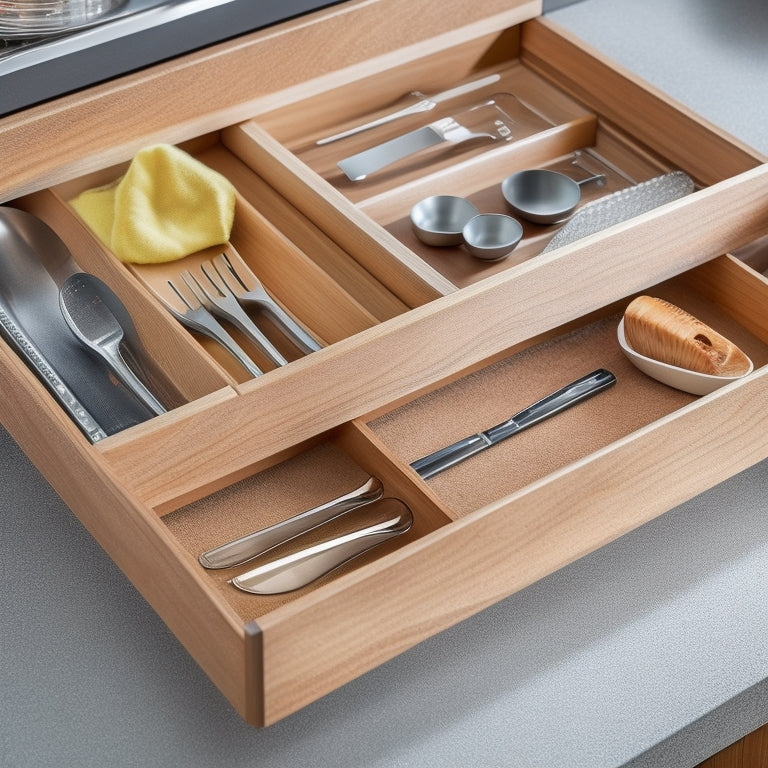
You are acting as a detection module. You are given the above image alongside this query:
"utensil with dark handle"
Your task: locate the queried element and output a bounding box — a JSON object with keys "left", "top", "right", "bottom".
{"left": 58, "top": 273, "right": 166, "bottom": 416}
{"left": 411, "top": 368, "right": 616, "bottom": 479}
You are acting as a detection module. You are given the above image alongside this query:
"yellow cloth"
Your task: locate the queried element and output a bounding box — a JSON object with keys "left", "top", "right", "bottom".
{"left": 70, "top": 144, "right": 236, "bottom": 264}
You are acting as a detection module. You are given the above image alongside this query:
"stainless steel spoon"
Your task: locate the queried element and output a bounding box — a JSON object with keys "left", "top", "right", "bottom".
{"left": 199, "top": 476, "right": 384, "bottom": 569}
{"left": 59, "top": 272, "right": 166, "bottom": 416}
{"left": 230, "top": 498, "right": 413, "bottom": 594}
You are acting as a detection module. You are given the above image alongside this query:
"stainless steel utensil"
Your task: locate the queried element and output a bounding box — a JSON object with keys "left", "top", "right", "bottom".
{"left": 462, "top": 213, "right": 523, "bottom": 261}
{"left": 164, "top": 277, "right": 263, "bottom": 378}
{"left": 199, "top": 476, "right": 384, "bottom": 569}
{"left": 316, "top": 74, "right": 501, "bottom": 145}
{"left": 0, "top": 206, "right": 158, "bottom": 439}
{"left": 181, "top": 269, "right": 288, "bottom": 367}
{"left": 410, "top": 195, "right": 480, "bottom": 246}
{"left": 230, "top": 498, "right": 412, "bottom": 594}
{"left": 59, "top": 272, "right": 166, "bottom": 416}
{"left": 338, "top": 115, "right": 501, "bottom": 181}
{"left": 208, "top": 254, "right": 322, "bottom": 354}
{"left": 542, "top": 171, "right": 695, "bottom": 252}
{"left": 411, "top": 368, "right": 617, "bottom": 479}
{"left": 0, "top": 302, "right": 108, "bottom": 442}
{"left": 501, "top": 170, "right": 606, "bottom": 224}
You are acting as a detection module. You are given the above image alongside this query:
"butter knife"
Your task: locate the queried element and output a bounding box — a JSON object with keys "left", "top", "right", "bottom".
{"left": 316, "top": 74, "right": 500, "bottom": 145}
{"left": 230, "top": 498, "right": 412, "bottom": 594}
{"left": 411, "top": 369, "right": 616, "bottom": 480}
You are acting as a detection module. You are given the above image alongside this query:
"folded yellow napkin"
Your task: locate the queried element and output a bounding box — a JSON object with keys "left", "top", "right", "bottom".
{"left": 70, "top": 144, "right": 236, "bottom": 264}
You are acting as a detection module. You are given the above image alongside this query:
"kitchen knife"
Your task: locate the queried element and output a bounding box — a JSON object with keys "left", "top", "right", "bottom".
{"left": 316, "top": 74, "right": 501, "bottom": 145}
{"left": 410, "top": 368, "right": 616, "bottom": 480}
{"left": 542, "top": 171, "right": 695, "bottom": 252}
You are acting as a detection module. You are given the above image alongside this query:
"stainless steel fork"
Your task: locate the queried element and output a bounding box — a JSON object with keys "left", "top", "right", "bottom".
{"left": 164, "top": 278, "right": 262, "bottom": 378}
{"left": 181, "top": 270, "right": 288, "bottom": 367}
{"left": 208, "top": 253, "right": 322, "bottom": 355}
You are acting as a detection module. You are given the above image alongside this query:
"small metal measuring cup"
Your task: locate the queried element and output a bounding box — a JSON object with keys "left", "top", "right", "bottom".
{"left": 501, "top": 169, "right": 606, "bottom": 224}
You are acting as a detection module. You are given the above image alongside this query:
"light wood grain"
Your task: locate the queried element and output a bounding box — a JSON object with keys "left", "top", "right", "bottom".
{"left": 3, "top": 0, "right": 768, "bottom": 728}
{"left": 223, "top": 120, "right": 457, "bottom": 305}
{"left": 256, "top": 363, "right": 768, "bottom": 722}
{"left": 95, "top": 165, "right": 768, "bottom": 512}
{"left": 522, "top": 18, "right": 767, "bottom": 181}
{"left": 0, "top": 0, "right": 541, "bottom": 204}
{"left": 195, "top": 144, "right": 410, "bottom": 321}
{"left": 0, "top": 335, "right": 249, "bottom": 715}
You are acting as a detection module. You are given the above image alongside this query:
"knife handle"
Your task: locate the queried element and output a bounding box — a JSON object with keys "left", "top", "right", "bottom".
{"left": 410, "top": 434, "right": 490, "bottom": 480}
{"left": 230, "top": 499, "right": 413, "bottom": 594}
{"left": 337, "top": 124, "right": 444, "bottom": 181}
{"left": 486, "top": 368, "right": 617, "bottom": 443}
{"left": 198, "top": 476, "right": 384, "bottom": 569}
{"left": 411, "top": 369, "right": 616, "bottom": 480}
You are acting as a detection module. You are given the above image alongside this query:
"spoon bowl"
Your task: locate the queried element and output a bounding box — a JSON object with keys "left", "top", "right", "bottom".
{"left": 59, "top": 272, "right": 166, "bottom": 415}
{"left": 501, "top": 169, "right": 605, "bottom": 224}
{"left": 410, "top": 195, "right": 479, "bottom": 246}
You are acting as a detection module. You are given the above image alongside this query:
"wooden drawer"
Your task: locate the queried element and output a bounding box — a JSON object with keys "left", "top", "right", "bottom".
{"left": 1, "top": 0, "right": 768, "bottom": 726}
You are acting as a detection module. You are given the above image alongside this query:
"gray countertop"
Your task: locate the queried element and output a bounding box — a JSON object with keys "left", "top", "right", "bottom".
{"left": 2, "top": 1, "right": 768, "bottom": 766}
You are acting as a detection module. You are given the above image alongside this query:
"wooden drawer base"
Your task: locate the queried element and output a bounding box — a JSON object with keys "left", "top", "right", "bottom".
{"left": 1, "top": 0, "right": 768, "bottom": 725}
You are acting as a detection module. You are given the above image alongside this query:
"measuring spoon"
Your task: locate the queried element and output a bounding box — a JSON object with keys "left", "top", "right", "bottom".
{"left": 502, "top": 169, "right": 606, "bottom": 224}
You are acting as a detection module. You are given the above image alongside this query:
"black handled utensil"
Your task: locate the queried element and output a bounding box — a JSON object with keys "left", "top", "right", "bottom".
{"left": 411, "top": 368, "right": 617, "bottom": 479}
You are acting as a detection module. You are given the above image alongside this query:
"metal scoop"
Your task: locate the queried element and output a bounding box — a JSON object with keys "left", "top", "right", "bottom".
{"left": 502, "top": 169, "right": 606, "bottom": 224}
{"left": 59, "top": 272, "right": 166, "bottom": 416}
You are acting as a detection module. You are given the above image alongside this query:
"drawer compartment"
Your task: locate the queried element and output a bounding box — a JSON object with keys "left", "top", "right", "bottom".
{"left": 1, "top": 0, "right": 768, "bottom": 728}
{"left": 125, "top": 249, "right": 768, "bottom": 726}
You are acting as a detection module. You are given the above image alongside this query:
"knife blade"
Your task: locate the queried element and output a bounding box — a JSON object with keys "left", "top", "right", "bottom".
{"left": 542, "top": 171, "right": 695, "bottom": 253}
{"left": 316, "top": 74, "right": 500, "bottom": 145}
{"left": 410, "top": 368, "right": 616, "bottom": 480}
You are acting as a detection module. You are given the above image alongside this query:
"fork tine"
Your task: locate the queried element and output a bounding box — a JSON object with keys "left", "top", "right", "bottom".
{"left": 167, "top": 278, "right": 196, "bottom": 311}
{"left": 181, "top": 264, "right": 289, "bottom": 367}
{"left": 211, "top": 253, "right": 250, "bottom": 295}
{"left": 201, "top": 261, "right": 231, "bottom": 298}
{"left": 163, "top": 277, "right": 263, "bottom": 378}
{"left": 209, "top": 253, "right": 322, "bottom": 354}
{"left": 181, "top": 270, "right": 216, "bottom": 305}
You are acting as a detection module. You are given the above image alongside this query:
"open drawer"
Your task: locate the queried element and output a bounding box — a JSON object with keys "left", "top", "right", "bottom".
{"left": 1, "top": 0, "right": 768, "bottom": 727}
